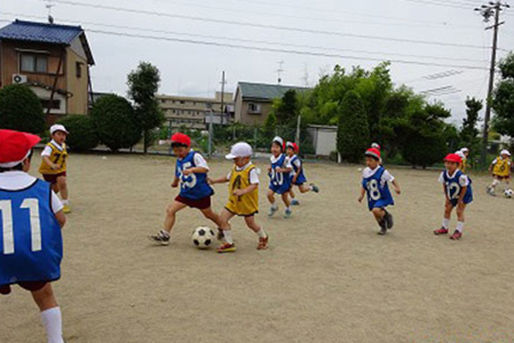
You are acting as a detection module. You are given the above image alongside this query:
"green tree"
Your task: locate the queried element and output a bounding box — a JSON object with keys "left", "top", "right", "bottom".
{"left": 460, "top": 97, "right": 482, "bottom": 154}
{"left": 58, "top": 115, "right": 99, "bottom": 151}
{"left": 127, "top": 62, "right": 164, "bottom": 154}
{"left": 0, "top": 84, "right": 45, "bottom": 133}
{"left": 337, "top": 91, "right": 370, "bottom": 162}
{"left": 91, "top": 95, "right": 141, "bottom": 152}
{"left": 492, "top": 52, "right": 514, "bottom": 141}
{"left": 274, "top": 89, "right": 299, "bottom": 126}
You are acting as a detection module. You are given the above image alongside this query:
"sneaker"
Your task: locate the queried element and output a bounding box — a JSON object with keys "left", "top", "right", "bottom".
{"left": 384, "top": 210, "right": 394, "bottom": 229}
{"left": 486, "top": 186, "right": 496, "bottom": 196}
{"left": 62, "top": 204, "right": 71, "bottom": 214}
{"left": 149, "top": 230, "right": 170, "bottom": 246}
{"left": 217, "top": 243, "right": 236, "bottom": 253}
{"left": 433, "top": 227, "right": 449, "bottom": 235}
{"left": 310, "top": 184, "right": 320, "bottom": 193}
{"left": 284, "top": 208, "right": 292, "bottom": 218}
{"left": 217, "top": 229, "right": 225, "bottom": 241}
{"left": 377, "top": 220, "right": 387, "bottom": 235}
{"left": 291, "top": 199, "right": 300, "bottom": 206}
{"left": 257, "top": 235, "right": 269, "bottom": 250}
{"left": 268, "top": 206, "right": 278, "bottom": 217}
{"left": 450, "top": 230, "right": 462, "bottom": 240}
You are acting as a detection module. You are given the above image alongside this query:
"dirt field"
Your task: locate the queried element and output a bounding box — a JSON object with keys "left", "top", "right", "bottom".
{"left": 1, "top": 153, "right": 513, "bottom": 343}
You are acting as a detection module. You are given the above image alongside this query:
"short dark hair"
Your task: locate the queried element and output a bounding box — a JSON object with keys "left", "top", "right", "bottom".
{"left": 0, "top": 150, "right": 33, "bottom": 173}
{"left": 171, "top": 142, "right": 188, "bottom": 148}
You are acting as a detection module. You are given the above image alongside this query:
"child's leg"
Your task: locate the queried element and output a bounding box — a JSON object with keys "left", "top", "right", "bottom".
{"left": 442, "top": 200, "right": 453, "bottom": 229}
{"left": 489, "top": 177, "right": 500, "bottom": 190}
{"left": 163, "top": 201, "right": 187, "bottom": 234}
{"left": 281, "top": 192, "right": 291, "bottom": 208}
{"left": 31, "top": 284, "right": 64, "bottom": 343}
{"left": 298, "top": 184, "right": 310, "bottom": 193}
{"left": 455, "top": 203, "right": 467, "bottom": 232}
{"left": 56, "top": 176, "right": 68, "bottom": 204}
{"left": 200, "top": 207, "right": 223, "bottom": 228}
{"left": 267, "top": 189, "right": 276, "bottom": 206}
{"left": 218, "top": 208, "right": 235, "bottom": 244}
{"left": 51, "top": 182, "right": 60, "bottom": 195}
{"left": 504, "top": 178, "right": 511, "bottom": 191}
{"left": 245, "top": 215, "right": 268, "bottom": 249}
{"left": 290, "top": 188, "right": 296, "bottom": 199}
{"left": 371, "top": 207, "right": 386, "bottom": 223}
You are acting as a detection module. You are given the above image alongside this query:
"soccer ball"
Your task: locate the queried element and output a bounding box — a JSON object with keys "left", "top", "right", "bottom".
{"left": 192, "top": 226, "right": 215, "bottom": 249}
{"left": 504, "top": 189, "right": 513, "bottom": 199}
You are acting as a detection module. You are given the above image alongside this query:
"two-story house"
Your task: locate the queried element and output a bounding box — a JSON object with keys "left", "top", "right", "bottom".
{"left": 0, "top": 19, "right": 94, "bottom": 122}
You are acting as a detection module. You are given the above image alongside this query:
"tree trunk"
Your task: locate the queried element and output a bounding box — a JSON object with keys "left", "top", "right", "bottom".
{"left": 143, "top": 130, "right": 148, "bottom": 154}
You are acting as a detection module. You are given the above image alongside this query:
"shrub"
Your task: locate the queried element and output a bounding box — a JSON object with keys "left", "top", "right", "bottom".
{"left": 58, "top": 115, "right": 99, "bottom": 151}
{"left": 90, "top": 95, "right": 141, "bottom": 152}
{"left": 0, "top": 84, "right": 45, "bottom": 133}
{"left": 337, "top": 91, "right": 370, "bottom": 163}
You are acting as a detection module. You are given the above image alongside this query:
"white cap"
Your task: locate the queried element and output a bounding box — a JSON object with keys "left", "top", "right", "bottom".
{"left": 50, "top": 124, "right": 68, "bottom": 135}
{"left": 225, "top": 142, "right": 253, "bottom": 159}
{"left": 371, "top": 142, "right": 381, "bottom": 149}
{"left": 455, "top": 150, "right": 465, "bottom": 159}
{"left": 272, "top": 136, "right": 284, "bottom": 148}
{"left": 500, "top": 149, "right": 511, "bottom": 156}
{"left": 460, "top": 147, "right": 469, "bottom": 152}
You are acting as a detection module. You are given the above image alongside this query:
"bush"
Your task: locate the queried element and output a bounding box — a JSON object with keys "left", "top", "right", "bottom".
{"left": 0, "top": 84, "right": 45, "bottom": 133}
{"left": 90, "top": 95, "right": 141, "bottom": 152}
{"left": 337, "top": 91, "right": 370, "bottom": 163}
{"left": 401, "top": 133, "right": 447, "bottom": 168}
{"left": 58, "top": 115, "right": 99, "bottom": 151}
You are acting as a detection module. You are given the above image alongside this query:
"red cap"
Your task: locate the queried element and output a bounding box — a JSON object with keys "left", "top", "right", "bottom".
{"left": 444, "top": 153, "right": 462, "bottom": 164}
{"left": 170, "top": 132, "right": 191, "bottom": 147}
{"left": 0, "top": 129, "right": 41, "bottom": 167}
{"left": 292, "top": 142, "right": 299, "bottom": 153}
{"left": 365, "top": 148, "right": 381, "bottom": 160}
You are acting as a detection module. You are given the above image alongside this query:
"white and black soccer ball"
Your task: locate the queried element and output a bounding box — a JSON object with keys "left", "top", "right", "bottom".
{"left": 192, "top": 226, "right": 215, "bottom": 249}
{"left": 504, "top": 189, "right": 513, "bottom": 199}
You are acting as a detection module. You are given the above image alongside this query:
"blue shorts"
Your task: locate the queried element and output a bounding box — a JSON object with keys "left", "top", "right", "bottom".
{"left": 292, "top": 174, "right": 307, "bottom": 186}
{"left": 368, "top": 198, "right": 394, "bottom": 211}
{"left": 269, "top": 183, "right": 291, "bottom": 195}
{"left": 449, "top": 193, "right": 473, "bottom": 207}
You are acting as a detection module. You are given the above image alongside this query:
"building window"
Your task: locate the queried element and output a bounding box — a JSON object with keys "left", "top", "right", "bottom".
{"left": 180, "top": 100, "right": 185, "bottom": 104}
{"left": 20, "top": 53, "right": 48, "bottom": 73}
{"left": 248, "top": 103, "right": 261, "bottom": 114}
{"left": 40, "top": 99, "right": 61, "bottom": 110}
{"left": 76, "top": 62, "right": 82, "bottom": 78}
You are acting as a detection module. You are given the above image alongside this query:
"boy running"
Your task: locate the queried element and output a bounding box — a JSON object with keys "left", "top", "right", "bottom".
{"left": 39, "top": 124, "right": 71, "bottom": 213}
{"left": 150, "top": 133, "right": 223, "bottom": 246}
{"left": 358, "top": 148, "right": 401, "bottom": 235}
{"left": 434, "top": 153, "right": 473, "bottom": 240}
{"left": 209, "top": 142, "right": 268, "bottom": 253}
{"left": 267, "top": 136, "right": 292, "bottom": 218}
{"left": 486, "top": 149, "right": 511, "bottom": 196}
{"left": 285, "top": 141, "right": 319, "bottom": 206}
{"left": 0, "top": 129, "right": 66, "bottom": 343}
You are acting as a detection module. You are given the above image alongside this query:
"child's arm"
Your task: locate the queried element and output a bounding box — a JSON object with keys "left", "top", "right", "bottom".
{"left": 391, "top": 179, "right": 401, "bottom": 194}
{"left": 233, "top": 184, "right": 258, "bottom": 196}
{"left": 357, "top": 186, "right": 366, "bottom": 202}
{"left": 43, "top": 156, "right": 59, "bottom": 170}
{"left": 183, "top": 166, "right": 209, "bottom": 175}
{"left": 457, "top": 185, "right": 467, "bottom": 204}
{"left": 171, "top": 176, "right": 179, "bottom": 188}
{"left": 55, "top": 210, "right": 66, "bottom": 228}
{"left": 276, "top": 167, "right": 292, "bottom": 173}
{"left": 209, "top": 175, "right": 229, "bottom": 185}
{"left": 443, "top": 185, "right": 450, "bottom": 201}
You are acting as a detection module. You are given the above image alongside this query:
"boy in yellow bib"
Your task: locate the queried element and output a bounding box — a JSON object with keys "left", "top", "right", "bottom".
{"left": 209, "top": 142, "right": 268, "bottom": 253}
{"left": 39, "top": 125, "right": 71, "bottom": 213}
{"left": 487, "top": 149, "right": 512, "bottom": 196}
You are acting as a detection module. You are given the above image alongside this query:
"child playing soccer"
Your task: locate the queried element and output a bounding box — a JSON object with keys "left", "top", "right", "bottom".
{"left": 486, "top": 149, "right": 512, "bottom": 196}
{"left": 209, "top": 142, "right": 268, "bottom": 253}
{"left": 434, "top": 153, "right": 473, "bottom": 240}
{"left": 358, "top": 148, "right": 401, "bottom": 235}
{"left": 150, "top": 132, "right": 223, "bottom": 246}
{"left": 267, "top": 136, "right": 293, "bottom": 218}
{"left": 39, "top": 124, "right": 71, "bottom": 213}
{"left": 0, "top": 129, "right": 66, "bottom": 343}
{"left": 285, "top": 141, "right": 319, "bottom": 206}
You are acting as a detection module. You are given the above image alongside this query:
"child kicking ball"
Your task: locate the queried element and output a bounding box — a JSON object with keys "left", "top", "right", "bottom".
{"left": 0, "top": 130, "right": 67, "bottom": 343}
{"left": 209, "top": 142, "right": 268, "bottom": 253}
{"left": 150, "top": 133, "right": 223, "bottom": 246}
{"left": 434, "top": 153, "right": 473, "bottom": 240}
{"left": 285, "top": 141, "right": 319, "bottom": 206}
{"left": 358, "top": 148, "right": 401, "bottom": 235}
{"left": 39, "top": 124, "right": 71, "bottom": 213}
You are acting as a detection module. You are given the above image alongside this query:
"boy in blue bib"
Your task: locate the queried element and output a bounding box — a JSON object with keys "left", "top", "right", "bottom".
{"left": 358, "top": 148, "right": 401, "bottom": 235}
{"left": 150, "top": 133, "right": 223, "bottom": 246}
{"left": 0, "top": 129, "right": 67, "bottom": 343}
{"left": 434, "top": 153, "right": 473, "bottom": 240}
{"left": 267, "top": 136, "right": 293, "bottom": 218}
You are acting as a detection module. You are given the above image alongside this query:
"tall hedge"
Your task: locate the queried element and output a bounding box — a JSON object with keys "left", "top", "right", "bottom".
{"left": 337, "top": 91, "right": 370, "bottom": 163}
{"left": 90, "top": 95, "right": 141, "bottom": 152}
{"left": 58, "top": 115, "right": 99, "bottom": 151}
{"left": 0, "top": 84, "right": 45, "bottom": 133}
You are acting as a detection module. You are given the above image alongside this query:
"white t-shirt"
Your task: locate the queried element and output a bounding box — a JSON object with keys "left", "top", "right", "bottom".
{"left": 285, "top": 155, "right": 301, "bottom": 169}
{"left": 192, "top": 152, "right": 209, "bottom": 171}
{"left": 227, "top": 162, "right": 260, "bottom": 184}
{"left": 41, "top": 139, "right": 64, "bottom": 157}
{"left": 438, "top": 170, "right": 470, "bottom": 187}
{"left": 0, "top": 171, "right": 63, "bottom": 213}
{"left": 362, "top": 166, "right": 395, "bottom": 184}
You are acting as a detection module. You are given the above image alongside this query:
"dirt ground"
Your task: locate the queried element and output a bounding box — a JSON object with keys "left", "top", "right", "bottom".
{"left": 1, "top": 153, "right": 513, "bottom": 343}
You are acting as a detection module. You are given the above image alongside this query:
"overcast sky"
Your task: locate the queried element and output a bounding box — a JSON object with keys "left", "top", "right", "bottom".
{"left": 2, "top": 0, "right": 514, "bottom": 124}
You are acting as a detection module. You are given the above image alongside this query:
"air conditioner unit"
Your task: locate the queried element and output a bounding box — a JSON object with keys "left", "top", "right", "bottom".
{"left": 12, "top": 74, "right": 28, "bottom": 84}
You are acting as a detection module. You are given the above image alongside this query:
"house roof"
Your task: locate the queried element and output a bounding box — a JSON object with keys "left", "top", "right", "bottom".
{"left": 0, "top": 20, "right": 94, "bottom": 65}
{"left": 237, "top": 82, "right": 309, "bottom": 101}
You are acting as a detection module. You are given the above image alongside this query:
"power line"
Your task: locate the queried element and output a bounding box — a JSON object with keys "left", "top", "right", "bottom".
{"left": 51, "top": 0, "right": 491, "bottom": 50}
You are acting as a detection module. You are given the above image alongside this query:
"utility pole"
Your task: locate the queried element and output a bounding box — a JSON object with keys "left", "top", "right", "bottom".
{"left": 276, "top": 61, "right": 284, "bottom": 84}
{"left": 475, "top": 1, "right": 510, "bottom": 165}
{"left": 220, "top": 71, "right": 226, "bottom": 124}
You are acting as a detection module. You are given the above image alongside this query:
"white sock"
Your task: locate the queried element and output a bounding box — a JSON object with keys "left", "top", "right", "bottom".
{"left": 456, "top": 221, "right": 464, "bottom": 233}
{"left": 285, "top": 207, "right": 291, "bottom": 211}
{"left": 224, "top": 230, "right": 233, "bottom": 244}
{"left": 41, "top": 307, "right": 64, "bottom": 343}
{"left": 61, "top": 200, "right": 69, "bottom": 206}
{"left": 256, "top": 228, "right": 267, "bottom": 239}
{"left": 442, "top": 218, "right": 450, "bottom": 229}
{"left": 491, "top": 179, "right": 499, "bottom": 187}
{"left": 271, "top": 204, "right": 278, "bottom": 210}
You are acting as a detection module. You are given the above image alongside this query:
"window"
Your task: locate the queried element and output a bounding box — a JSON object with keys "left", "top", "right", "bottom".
{"left": 76, "top": 62, "right": 82, "bottom": 78}
{"left": 40, "top": 99, "right": 61, "bottom": 110}
{"left": 20, "top": 53, "right": 48, "bottom": 73}
{"left": 180, "top": 100, "right": 185, "bottom": 104}
{"left": 248, "top": 103, "right": 261, "bottom": 114}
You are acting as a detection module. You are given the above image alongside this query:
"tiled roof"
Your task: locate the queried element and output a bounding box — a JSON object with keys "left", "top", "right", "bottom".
{"left": 238, "top": 82, "right": 310, "bottom": 101}
{"left": 0, "top": 19, "right": 82, "bottom": 44}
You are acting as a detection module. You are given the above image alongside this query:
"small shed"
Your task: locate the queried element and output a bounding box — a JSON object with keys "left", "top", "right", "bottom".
{"left": 307, "top": 125, "right": 337, "bottom": 157}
